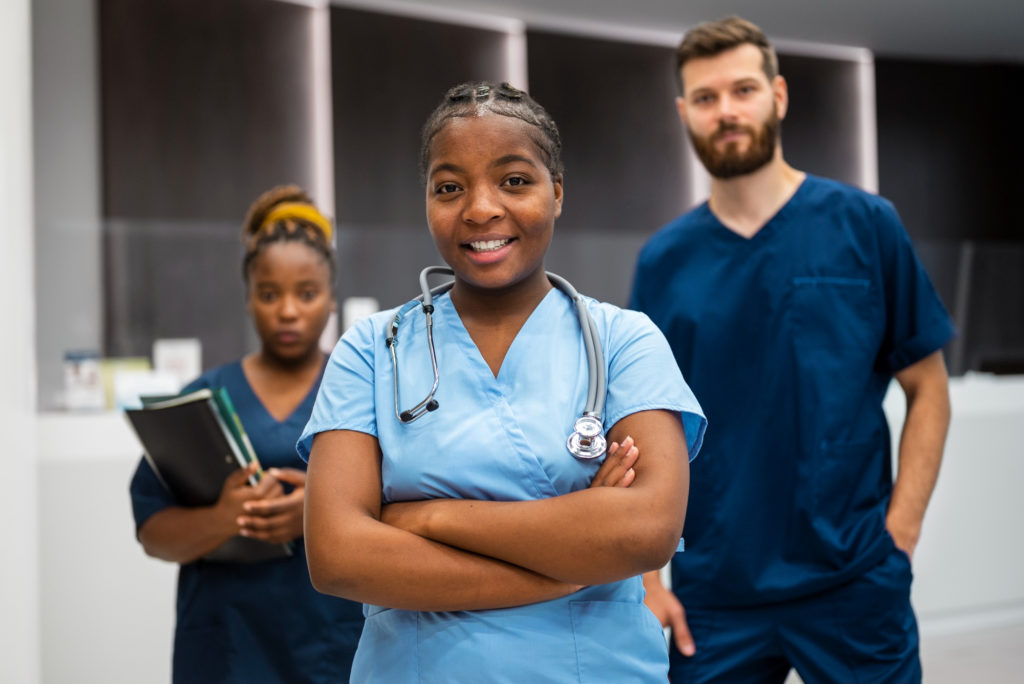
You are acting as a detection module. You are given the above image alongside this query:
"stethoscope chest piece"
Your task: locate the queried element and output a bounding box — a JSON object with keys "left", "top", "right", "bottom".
{"left": 567, "top": 414, "right": 607, "bottom": 460}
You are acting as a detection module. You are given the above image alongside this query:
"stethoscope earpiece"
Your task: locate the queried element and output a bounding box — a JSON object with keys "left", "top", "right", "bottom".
{"left": 388, "top": 267, "right": 607, "bottom": 461}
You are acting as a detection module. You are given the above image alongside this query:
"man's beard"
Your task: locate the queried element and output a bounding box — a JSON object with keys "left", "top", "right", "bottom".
{"left": 689, "top": 108, "right": 779, "bottom": 179}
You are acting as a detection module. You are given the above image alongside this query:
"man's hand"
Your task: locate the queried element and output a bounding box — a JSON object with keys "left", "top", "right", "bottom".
{"left": 236, "top": 467, "right": 307, "bottom": 544}
{"left": 642, "top": 570, "right": 695, "bottom": 656}
{"left": 886, "top": 511, "right": 919, "bottom": 561}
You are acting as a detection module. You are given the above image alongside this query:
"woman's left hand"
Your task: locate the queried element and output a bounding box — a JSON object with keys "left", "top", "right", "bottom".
{"left": 237, "top": 467, "right": 307, "bottom": 544}
{"left": 588, "top": 436, "right": 639, "bottom": 488}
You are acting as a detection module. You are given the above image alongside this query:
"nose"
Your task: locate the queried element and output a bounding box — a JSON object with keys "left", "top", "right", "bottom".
{"left": 715, "top": 93, "right": 739, "bottom": 122}
{"left": 278, "top": 294, "right": 299, "bottom": 320}
{"left": 462, "top": 184, "right": 504, "bottom": 225}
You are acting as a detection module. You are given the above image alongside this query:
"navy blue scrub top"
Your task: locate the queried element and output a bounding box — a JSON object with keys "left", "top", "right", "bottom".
{"left": 130, "top": 361, "right": 364, "bottom": 684}
{"left": 630, "top": 175, "right": 954, "bottom": 608}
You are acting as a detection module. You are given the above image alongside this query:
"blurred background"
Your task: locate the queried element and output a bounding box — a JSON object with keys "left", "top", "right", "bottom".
{"left": 2, "top": 0, "right": 1022, "bottom": 681}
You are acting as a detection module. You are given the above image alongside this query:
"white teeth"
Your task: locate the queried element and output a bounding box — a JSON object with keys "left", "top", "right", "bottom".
{"left": 468, "top": 239, "right": 509, "bottom": 252}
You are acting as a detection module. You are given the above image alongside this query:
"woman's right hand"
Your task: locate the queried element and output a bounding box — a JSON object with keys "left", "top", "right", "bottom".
{"left": 137, "top": 462, "right": 284, "bottom": 564}
{"left": 213, "top": 463, "right": 283, "bottom": 535}
{"left": 588, "top": 436, "right": 639, "bottom": 488}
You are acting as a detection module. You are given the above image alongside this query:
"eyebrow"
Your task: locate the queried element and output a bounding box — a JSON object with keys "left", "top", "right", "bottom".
{"left": 254, "top": 279, "right": 322, "bottom": 288}
{"left": 492, "top": 154, "right": 538, "bottom": 169}
{"left": 429, "top": 162, "right": 464, "bottom": 177}
{"left": 690, "top": 77, "right": 761, "bottom": 95}
{"left": 429, "top": 154, "right": 539, "bottom": 178}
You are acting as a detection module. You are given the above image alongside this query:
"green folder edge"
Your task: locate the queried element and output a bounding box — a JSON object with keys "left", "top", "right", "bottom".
{"left": 210, "top": 387, "right": 264, "bottom": 480}
{"left": 208, "top": 388, "right": 296, "bottom": 554}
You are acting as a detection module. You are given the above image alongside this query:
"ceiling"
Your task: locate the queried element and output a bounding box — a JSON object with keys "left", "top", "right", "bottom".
{"left": 344, "top": 0, "right": 1024, "bottom": 63}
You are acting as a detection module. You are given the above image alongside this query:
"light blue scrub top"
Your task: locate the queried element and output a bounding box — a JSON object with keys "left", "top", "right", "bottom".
{"left": 298, "top": 287, "right": 706, "bottom": 683}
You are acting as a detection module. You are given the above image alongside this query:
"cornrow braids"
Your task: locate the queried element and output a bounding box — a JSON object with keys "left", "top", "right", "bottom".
{"left": 419, "top": 81, "right": 564, "bottom": 183}
{"left": 241, "top": 185, "right": 336, "bottom": 284}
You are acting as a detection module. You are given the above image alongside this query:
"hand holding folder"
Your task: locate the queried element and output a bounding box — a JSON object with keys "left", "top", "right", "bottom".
{"left": 125, "top": 388, "right": 293, "bottom": 563}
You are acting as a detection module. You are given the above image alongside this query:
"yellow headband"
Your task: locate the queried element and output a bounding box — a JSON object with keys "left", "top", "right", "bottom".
{"left": 258, "top": 202, "right": 333, "bottom": 242}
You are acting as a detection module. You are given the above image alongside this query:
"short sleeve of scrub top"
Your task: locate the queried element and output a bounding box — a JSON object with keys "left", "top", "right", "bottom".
{"left": 872, "top": 199, "right": 957, "bottom": 373}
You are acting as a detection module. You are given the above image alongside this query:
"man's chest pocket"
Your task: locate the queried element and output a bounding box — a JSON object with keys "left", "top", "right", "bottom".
{"left": 790, "top": 276, "right": 880, "bottom": 361}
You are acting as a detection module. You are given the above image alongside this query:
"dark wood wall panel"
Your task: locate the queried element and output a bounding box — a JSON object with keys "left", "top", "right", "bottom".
{"left": 876, "top": 59, "right": 1024, "bottom": 243}
{"left": 100, "top": 0, "right": 317, "bottom": 365}
{"left": 876, "top": 58, "right": 1024, "bottom": 373}
{"left": 331, "top": 7, "right": 510, "bottom": 229}
{"left": 777, "top": 54, "right": 865, "bottom": 188}
{"left": 100, "top": 0, "right": 316, "bottom": 220}
{"left": 526, "top": 31, "right": 688, "bottom": 236}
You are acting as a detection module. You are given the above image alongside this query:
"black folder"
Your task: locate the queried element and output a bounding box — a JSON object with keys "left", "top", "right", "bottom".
{"left": 125, "top": 388, "right": 293, "bottom": 563}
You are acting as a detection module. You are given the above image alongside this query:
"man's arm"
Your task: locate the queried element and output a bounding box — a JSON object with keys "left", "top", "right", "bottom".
{"left": 887, "top": 349, "right": 951, "bottom": 559}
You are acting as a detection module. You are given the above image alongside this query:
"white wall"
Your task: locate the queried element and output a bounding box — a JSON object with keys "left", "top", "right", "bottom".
{"left": 886, "top": 375, "right": 1024, "bottom": 633}
{"left": 37, "top": 415, "right": 176, "bottom": 684}
{"left": 0, "top": 0, "right": 40, "bottom": 681}
{"left": 32, "top": 0, "right": 104, "bottom": 410}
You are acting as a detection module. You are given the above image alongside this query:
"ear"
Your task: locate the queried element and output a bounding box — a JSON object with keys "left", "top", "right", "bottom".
{"left": 552, "top": 174, "right": 564, "bottom": 219}
{"left": 772, "top": 75, "right": 789, "bottom": 121}
{"left": 675, "top": 95, "right": 689, "bottom": 127}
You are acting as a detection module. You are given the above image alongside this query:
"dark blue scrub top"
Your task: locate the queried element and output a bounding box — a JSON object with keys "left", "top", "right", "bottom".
{"left": 630, "top": 175, "right": 954, "bottom": 608}
{"left": 130, "top": 361, "right": 364, "bottom": 684}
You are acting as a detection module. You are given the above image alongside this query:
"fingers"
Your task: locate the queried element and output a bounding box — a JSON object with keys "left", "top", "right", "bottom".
{"left": 223, "top": 462, "right": 260, "bottom": 489}
{"left": 672, "top": 606, "right": 696, "bottom": 657}
{"left": 251, "top": 470, "right": 285, "bottom": 499}
{"left": 238, "top": 495, "right": 301, "bottom": 537}
{"left": 269, "top": 467, "right": 307, "bottom": 487}
{"left": 243, "top": 488, "right": 304, "bottom": 517}
{"left": 589, "top": 436, "right": 639, "bottom": 488}
{"left": 238, "top": 512, "right": 299, "bottom": 543}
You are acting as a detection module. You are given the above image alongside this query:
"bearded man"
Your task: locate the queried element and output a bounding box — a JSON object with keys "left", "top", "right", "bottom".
{"left": 630, "top": 16, "right": 954, "bottom": 684}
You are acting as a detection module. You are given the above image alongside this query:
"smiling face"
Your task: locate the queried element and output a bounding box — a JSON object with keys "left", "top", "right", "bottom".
{"left": 425, "top": 114, "right": 563, "bottom": 296}
{"left": 246, "top": 241, "right": 335, "bottom": 364}
{"left": 677, "top": 43, "right": 787, "bottom": 179}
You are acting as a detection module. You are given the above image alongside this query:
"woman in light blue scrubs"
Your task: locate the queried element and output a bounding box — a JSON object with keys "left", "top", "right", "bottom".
{"left": 300, "top": 82, "right": 706, "bottom": 683}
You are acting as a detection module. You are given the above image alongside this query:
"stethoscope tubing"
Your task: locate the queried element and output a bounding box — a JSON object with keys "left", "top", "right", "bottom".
{"left": 387, "top": 266, "right": 607, "bottom": 458}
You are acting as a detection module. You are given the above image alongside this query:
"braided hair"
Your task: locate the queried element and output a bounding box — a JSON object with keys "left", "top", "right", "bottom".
{"left": 419, "top": 81, "right": 564, "bottom": 183}
{"left": 240, "top": 185, "right": 335, "bottom": 284}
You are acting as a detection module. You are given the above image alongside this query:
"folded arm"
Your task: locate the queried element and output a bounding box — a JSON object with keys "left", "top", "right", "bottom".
{"left": 304, "top": 429, "right": 583, "bottom": 611}
{"left": 381, "top": 409, "right": 689, "bottom": 585}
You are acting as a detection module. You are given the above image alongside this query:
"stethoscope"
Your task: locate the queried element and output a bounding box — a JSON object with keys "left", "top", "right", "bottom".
{"left": 385, "top": 266, "right": 608, "bottom": 460}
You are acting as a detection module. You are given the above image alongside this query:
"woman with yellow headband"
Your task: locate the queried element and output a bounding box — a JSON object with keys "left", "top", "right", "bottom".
{"left": 129, "top": 185, "right": 364, "bottom": 683}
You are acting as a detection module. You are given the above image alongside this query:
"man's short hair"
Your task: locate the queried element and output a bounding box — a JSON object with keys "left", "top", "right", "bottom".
{"left": 676, "top": 16, "right": 779, "bottom": 92}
